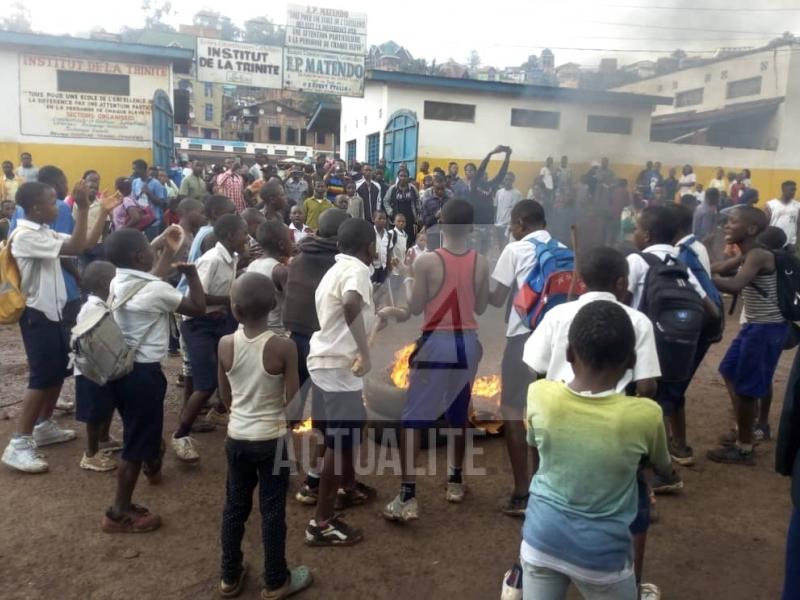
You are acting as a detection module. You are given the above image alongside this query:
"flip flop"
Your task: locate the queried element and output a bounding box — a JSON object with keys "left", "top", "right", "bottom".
{"left": 220, "top": 561, "right": 248, "bottom": 598}
{"left": 260, "top": 566, "right": 313, "bottom": 600}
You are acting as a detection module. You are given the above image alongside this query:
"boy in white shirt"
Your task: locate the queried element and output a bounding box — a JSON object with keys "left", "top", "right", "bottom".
{"left": 305, "top": 218, "right": 377, "bottom": 547}
{"left": 494, "top": 172, "right": 522, "bottom": 250}
{"left": 372, "top": 210, "right": 393, "bottom": 285}
{"left": 175, "top": 214, "right": 248, "bottom": 461}
{"left": 2, "top": 181, "right": 115, "bottom": 474}
{"left": 289, "top": 205, "right": 311, "bottom": 245}
{"left": 405, "top": 229, "right": 429, "bottom": 273}
{"left": 765, "top": 180, "right": 799, "bottom": 252}
{"left": 101, "top": 228, "right": 205, "bottom": 533}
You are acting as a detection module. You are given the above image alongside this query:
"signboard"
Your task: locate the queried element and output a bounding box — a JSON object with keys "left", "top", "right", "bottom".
{"left": 196, "top": 38, "right": 283, "bottom": 88}
{"left": 19, "top": 54, "right": 169, "bottom": 142}
{"left": 283, "top": 48, "right": 365, "bottom": 97}
{"left": 285, "top": 4, "right": 367, "bottom": 56}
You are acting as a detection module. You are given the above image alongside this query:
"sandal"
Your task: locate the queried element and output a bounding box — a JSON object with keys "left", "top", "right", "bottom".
{"left": 261, "top": 566, "right": 313, "bottom": 600}
{"left": 101, "top": 504, "right": 162, "bottom": 534}
{"left": 220, "top": 561, "right": 249, "bottom": 598}
{"left": 500, "top": 494, "right": 529, "bottom": 517}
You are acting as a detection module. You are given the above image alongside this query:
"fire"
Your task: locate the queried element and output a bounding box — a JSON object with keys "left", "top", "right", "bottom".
{"left": 389, "top": 344, "right": 502, "bottom": 398}
{"left": 293, "top": 417, "right": 313, "bottom": 433}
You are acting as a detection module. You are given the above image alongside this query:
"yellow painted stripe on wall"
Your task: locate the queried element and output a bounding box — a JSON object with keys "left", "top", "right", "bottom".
{"left": 421, "top": 156, "right": 800, "bottom": 205}
{"left": 0, "top": 143, "right": 153, "bottom": 191}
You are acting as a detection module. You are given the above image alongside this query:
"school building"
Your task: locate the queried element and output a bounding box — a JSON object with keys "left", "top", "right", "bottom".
{"left": 0, "top": 30, "right": 193, "bottom": 185}
{"left": 340, "top": 69, "right": 799, "bottom": 200}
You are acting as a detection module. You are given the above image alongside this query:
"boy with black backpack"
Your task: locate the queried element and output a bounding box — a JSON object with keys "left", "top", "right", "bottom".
{"left": 709, "top": 206, "right": 790, "bottom": 466}
{"left": 627, "top": 206, "right": 719, "bottom": 490}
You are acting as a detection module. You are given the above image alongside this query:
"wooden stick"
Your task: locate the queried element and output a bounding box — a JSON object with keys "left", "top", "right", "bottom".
{"left": 567, "top": 224, "right": 580, "bottom": 301}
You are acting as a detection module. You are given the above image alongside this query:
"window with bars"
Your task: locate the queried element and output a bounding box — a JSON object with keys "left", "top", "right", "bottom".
{"left": 586, "top": 114, "right": 632, "bottom": 135}
{"left": 510, "top": 108, "right": 560, "bottom": 129}
{"left": 346, "top": 139, "right": 357, "bottom": 164}
{"left": 268, "top": 127, "right": 282, "bottom": 142}
{"left": 675, "top": 88, "right": 704, "bottom": 108}
{"left": 366, "top": 132, "right": 380, "bottom": 166}
{"left": 727, "top": 76, "right": 762, "bottom": 99}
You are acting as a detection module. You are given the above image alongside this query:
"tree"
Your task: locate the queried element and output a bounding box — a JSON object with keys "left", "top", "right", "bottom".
{"left": 193, "top": 9, "right": 239, "bottom": 40}
{"left": 670, "top": 49, "right": 688, "bottom": 62}
{"left": 243, "top": 17, "right": 284, "bottom": 45}
{"left": 142, "top": 0, "right": 175, "bottom": 32}
{"left": 0, "top": 2, "right": 32, "bottom": 33}
{"left": 467, "top": 50, "right": 481, "bottom": 70}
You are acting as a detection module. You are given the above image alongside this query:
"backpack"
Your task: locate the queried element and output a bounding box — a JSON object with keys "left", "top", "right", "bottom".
{"left": 0, "top": 229, "right": 26, "bottom": 324}
{"left": 677, "top": 236, "right": 724, "bottom": 343}
{"left": 69, "top": 281, "right": 153, "bottom": 386}
{"left": 638, "top": 253, "right": 706, "bottom": 382}
{"left": 750, "top": 249, "right": 800, "bottom": 349}
{"left": 513, "top": 238, "right": 586, "bottom": 329}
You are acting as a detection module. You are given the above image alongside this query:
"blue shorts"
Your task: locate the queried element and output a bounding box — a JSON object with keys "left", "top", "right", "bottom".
{"left": 75, "top": 375, "right": 115, "bottom": 424}
{"left": 314, "top": 389, "right": 365, "bottom": 450}
{"left": 629, "top": 470, "right": 650, "bottom": 536}
{"left": 402, "top": 331, "right": 483, "bottom": 429}
{"left": 19, "top": 307, "right": 71, "bottom": 390}
{"left": 719, "top": 322, "right": 788, "bottom": 399}
{"left": 110, "top": 363, "right": 167, "bottom": 462}
{"left": 180, "top": 312, "right": 237, "bottom": 391}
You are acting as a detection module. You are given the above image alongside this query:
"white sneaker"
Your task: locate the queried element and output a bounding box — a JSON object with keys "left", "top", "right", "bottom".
{"left": 80, "top": 451, "right": 117, "bottom": 472}
{"left": 639, "top": 583, "right": 661, "bottom": 600}
{"left": 55, "top": 397, "right": 75, "bottom": 413}
{"left": 382, "top": 494, "right": 419, "bottom": 522}
{"left": 172, "top": 435, "right": 200, "bottom": 462}
{"left": 33, "top": 418, "right": 77, "bottom": 447}
{"left": 446, "top": 481, "right": 466, "bottom": 503}
{"left": 2, "top": 437, "right": 48, "bottom": 473}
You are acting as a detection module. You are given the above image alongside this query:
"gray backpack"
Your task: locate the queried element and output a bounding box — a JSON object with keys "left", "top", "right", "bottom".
{"left": 69, "top": 281, "right": 153, "bottom": 386}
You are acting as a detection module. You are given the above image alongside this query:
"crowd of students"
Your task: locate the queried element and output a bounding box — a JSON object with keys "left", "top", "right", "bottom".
{"left": 0, "top": 148, "right": 798, "bottom": 600}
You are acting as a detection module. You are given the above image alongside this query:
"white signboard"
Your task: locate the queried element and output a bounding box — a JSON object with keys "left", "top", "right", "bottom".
{"left": 285, "top": 4, "right": 367, "bottom": 56}
{"left": 19, "top": 54, "right": 168, "bottom": 142}
{"left": 196, "top": 38, "right": 283, "bottom": 88}
{"left": 283, "top": 48, "right": 365, "bottom": 97}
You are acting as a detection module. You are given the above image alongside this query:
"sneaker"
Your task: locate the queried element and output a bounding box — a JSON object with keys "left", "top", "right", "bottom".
{"left": 55, "top": 397, "right": 75, "bottom": 413}
{"left": 382, "top": 494, "right": 419, "bottom": 522}
{"left": 98, "top": 437, "right": 123, "bottom": 453}
{"left": 753, "top": 423, "right": 771, "bottom": 442}
{"left": 80, "top": 452, "right": 117, "bottom": 472}
{"left": 205, "top": 407, "right": 229, "bottom": 426}
{"left": 33, "top": 418, "right": 77, "bottom": 447}
{"left": 500, "top": 494, "right": 529, "bottom": 517}
{"left": 220, "top": 561, "right": 248, "bottom": 598}
{"left": 639, "top": 582, "right": 661, "bottom": 600}
{"left": 171, "top": 435, "right": 200, "bottom": 462}
{"left": 334, "top": 481, "right": 377, "bottom": 510}
{"left": 669, "top": 443, "right": 695, "bottom": 467}
{"left": 446, "top": 481, "right": 466, "bottom": 503}
{"left": 707, "top": 445, "right": 756, "bottom": 466}
{"left": 295, "top": 483, "right": 319, "bottom": 505}
{"left": 305, "top": 516, "right": 363, "bottom": 546}
{"left": 101, "top": 504, "right": 162, "bottom": 533}
{"left": 260, "top": 566, "right": 313, "bottom": 600}
{"left": 1, "top": 437, "right": 48, "bottom": 473}
{"left": 190, "top": 419, "right": 216, "bottom": 434}
{"left": 651, "top": 469, "right": 683, "bottom": 495}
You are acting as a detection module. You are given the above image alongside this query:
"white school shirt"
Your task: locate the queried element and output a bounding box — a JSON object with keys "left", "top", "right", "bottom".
{"left": 110, "top": 269, "right": 183, "bottom": 363}
{"left": 10, "top": 219, "right": 70, "bottom": 322}
{"left": 492, "top": 230, "right": 564, "bottom": 338}
{"left": 374, "top": 227, "right": 391, "bottom": 269}
{"left": 678, "top": 173, "right": 696, "bottom": 195}
{"left": 540, "top": 167, "right": 554, "bottom": 191}
{"left": 308, "top": 254, "right": 375, "bottom": 391}
{"left": 767, "top": 198, "right": 800, "bottom": 246}
{"left": 627, "top": 244, "right": 707, "bottom": 309}
{"left": 191, "top": 241, "right": 237, "bottom": 315}
{"left": 522, "top": 291, "right": 661, "bottom": 393}
{"left": 289, "top": 222, "right": 310, "bottom": 245}
{"left": 392, "top": 229, "right": 408, "bottom": 265}
{"left": 676, "top": 234, "right": 711, "bottom": 276}
{"left": 495, "top": 188, "right": 523, "bottom": 227}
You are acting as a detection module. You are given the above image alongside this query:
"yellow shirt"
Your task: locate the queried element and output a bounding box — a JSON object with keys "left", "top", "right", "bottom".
{"left": 416, "top": 171, "right": 429, "bottom": 190}
{"left": 0, "top": 175, "right": 23, "bottom": 202}
{"left": 303, "top": 196, "right": 334, "bottom": 231}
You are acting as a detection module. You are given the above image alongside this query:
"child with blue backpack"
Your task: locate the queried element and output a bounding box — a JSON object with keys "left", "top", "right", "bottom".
{"left": 489, "top": 199, "right": 573, "bottom": 516}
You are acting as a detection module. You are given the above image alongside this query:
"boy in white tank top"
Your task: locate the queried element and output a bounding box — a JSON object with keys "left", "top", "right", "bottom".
{"left": 216, "top": 272, "right": 312, "bottom": 599}
{"left": 765, "top": 180, "right": 799, "bottom": 252}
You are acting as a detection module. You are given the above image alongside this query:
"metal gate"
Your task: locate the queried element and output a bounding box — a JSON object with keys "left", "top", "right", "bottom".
{"left": 152, "top": 90, "right": 174, "bottom": 168}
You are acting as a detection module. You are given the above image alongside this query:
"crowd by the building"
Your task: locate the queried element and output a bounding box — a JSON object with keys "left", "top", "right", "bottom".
{"left": 0, "top": 146, "right": 798, "bottom": 600}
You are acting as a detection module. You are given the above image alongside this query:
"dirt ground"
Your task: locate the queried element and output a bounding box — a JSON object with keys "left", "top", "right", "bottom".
{"left": 0, "top": 305, "right": 793, "bottom": 600}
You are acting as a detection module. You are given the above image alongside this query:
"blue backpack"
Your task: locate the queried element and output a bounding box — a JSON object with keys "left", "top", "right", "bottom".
{"left": 677, "top": 236, "right": 724, "bottom": 343}
{"left": 512, "top": 238, "right": 585, "bottom": 329}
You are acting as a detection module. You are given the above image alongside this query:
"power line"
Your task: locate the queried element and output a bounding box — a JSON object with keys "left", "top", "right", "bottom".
{"left": 593, "top": 3, "right": 800, "bottom": 11}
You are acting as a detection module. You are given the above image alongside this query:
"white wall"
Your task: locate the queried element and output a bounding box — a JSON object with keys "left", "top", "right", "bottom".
{"left": 340, "top": 82, "right": 387, "bottom": 160}
{"left": 616, "top": 47, "right": 798, "bottom": 117}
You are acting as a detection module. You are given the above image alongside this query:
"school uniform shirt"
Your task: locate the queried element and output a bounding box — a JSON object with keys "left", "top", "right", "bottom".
{"left": 111, "top": 269, "right": 183, "bottom": 363}
{"left": 494, "top": 187, "right": 523, "bottom": 227}
{"left": 16, "top": 165, "right": 39, "bottom": 183}
{"left": 392, "top": 229, "right": 408, "bottom": 265}
{"left": 522, "top": 380, "right": 670, "bottom": 581}
{"left": 308, "top": 254, "right": 375, "bottom": 391}
{"left": 405, "top": 244, "right": 429, "bottom": 267}
{"left": 191, "top": 241, "right": 237, "bottom": 315}
{"left": 708, "top": 177, "right": 726, "bottom": 192}
{"left": 767, "top": 198, "right": 800, "bottom": 247}
{"left": 539, "top": 167, "right": 554, "bottom": 191}
{"left": 522, "top": 291, "right": 661, "bottom": 392}
{"left": 627, "top": 244, "right": 707, "bottom": 309}
{"left": 492, "top": 230, "right": 564, "bottom": 338}
{"left": 289, "top": 222, "right": 311, "bottom": 245}
{"left": 10, "top": 219, "right": 70, "bottom": 322}
{"left": 374, "top": 227, "right": 392, "bottom": 270}
{"left": 677, "top": 173, "right": 697, "bottom": 196}
{"left": 676, "top": 234, "right": 711, "bottom": 275}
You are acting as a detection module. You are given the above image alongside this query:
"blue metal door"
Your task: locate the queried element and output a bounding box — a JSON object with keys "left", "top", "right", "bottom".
{"left": 383, "top": 110, "right": 418, "bottom": 178}
{"left": 152, "top": 90, "right": 174, "bottom": 168}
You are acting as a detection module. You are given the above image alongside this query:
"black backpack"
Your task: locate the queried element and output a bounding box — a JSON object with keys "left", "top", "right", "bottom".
{"left": 638, "top": 253, "right": 707, "bottom": 382}
{"left": 750, "top": 250, "right": 800, "bottom": 349}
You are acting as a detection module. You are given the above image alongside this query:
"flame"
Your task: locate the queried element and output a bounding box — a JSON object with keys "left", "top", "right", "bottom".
{"left": 293, "top": 417, "right": 313, "bottom": 433}
{"left": 389, "top": 343, "right": 502, "bottom": 398}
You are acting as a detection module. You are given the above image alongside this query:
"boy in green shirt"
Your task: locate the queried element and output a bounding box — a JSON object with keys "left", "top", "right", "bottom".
{"left": 303, "top": 179, "right": 334, "bottom": 232}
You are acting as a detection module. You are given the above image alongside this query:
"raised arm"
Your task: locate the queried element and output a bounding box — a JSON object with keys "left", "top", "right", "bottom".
{"left": 59, "top": 181, "right": 90, "bottom": 256}
{"left": 488, "top": 148, "right": 512, "bottom": 190}
{"left": 175, "top": 263, "right": 207, "bottom": 317}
